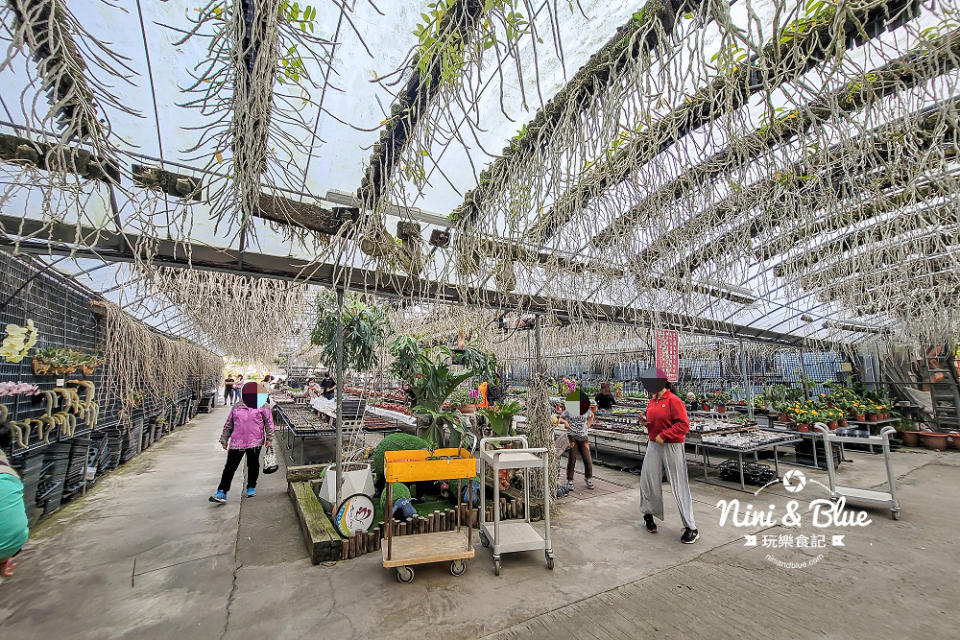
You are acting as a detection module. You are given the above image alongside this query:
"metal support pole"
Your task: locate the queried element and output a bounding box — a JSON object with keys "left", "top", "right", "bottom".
{"left": 874, "top": 344, "right": 884, "bottom": 395}
{"left": 534, "top": 315, "right": 543, "bottom": 375}
{"left": 335, "top": 288, "right": 345, "bottom": 508}
{"left": 797, "top": 350, "right": 810, "bottom": 400}
{"left": 740, "top": 339, "right": 754, "bottom": 420}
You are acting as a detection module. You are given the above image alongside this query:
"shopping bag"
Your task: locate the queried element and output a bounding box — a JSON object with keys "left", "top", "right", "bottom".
{"left": 262, "top": 445, "right": 279, "bottom": 474}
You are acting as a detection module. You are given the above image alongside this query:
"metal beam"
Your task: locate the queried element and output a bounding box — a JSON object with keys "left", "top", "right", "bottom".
{"left": 0, "top": 213, "right": 816, "bottom": 347}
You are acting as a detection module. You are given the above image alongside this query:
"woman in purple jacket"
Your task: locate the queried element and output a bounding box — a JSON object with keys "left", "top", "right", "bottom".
{"left": 210, "top": 382, "right": 274, "bottom": 503}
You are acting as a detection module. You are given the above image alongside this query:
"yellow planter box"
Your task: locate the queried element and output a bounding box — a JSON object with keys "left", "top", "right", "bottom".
{"left": 384, "top": 448, "right": 476, "bottom": 482}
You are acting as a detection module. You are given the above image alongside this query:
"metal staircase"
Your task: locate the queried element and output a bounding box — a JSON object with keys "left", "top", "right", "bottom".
{"left": 924, "top": 344, "right": 960, "bottom": 431}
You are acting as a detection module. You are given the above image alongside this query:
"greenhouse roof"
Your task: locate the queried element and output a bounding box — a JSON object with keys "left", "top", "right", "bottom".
{"left": 1, "top": 0, "right": 957, "bottom": 358}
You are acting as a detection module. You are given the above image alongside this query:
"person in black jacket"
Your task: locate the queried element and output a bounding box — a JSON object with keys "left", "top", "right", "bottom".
{"left": 594, "top": 382, "right": 616, "bottom": 413}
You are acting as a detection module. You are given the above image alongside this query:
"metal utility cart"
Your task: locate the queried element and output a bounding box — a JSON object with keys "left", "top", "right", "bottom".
{"left": 479, "top": 436, "right": 554, "bottom": 576}
{"left": 381, "top": 446, "right": 476, "bottom": 583}
{"left": 814, "top": 424, "right": 901, "bottom": 520}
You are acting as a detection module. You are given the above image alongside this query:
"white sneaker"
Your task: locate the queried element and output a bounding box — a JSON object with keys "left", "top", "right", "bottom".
{"left": 566, "top": 481, "right": 574, "bottom": 491}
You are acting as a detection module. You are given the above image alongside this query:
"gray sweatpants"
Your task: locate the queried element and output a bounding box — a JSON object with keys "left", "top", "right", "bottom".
{"left": 639, "top": 441, "right": 697, "bottom": 529}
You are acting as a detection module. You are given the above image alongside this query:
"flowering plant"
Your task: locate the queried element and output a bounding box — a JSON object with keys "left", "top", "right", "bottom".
{"left": 469, "top": 388, "right": 480, "bottom": 400}
{"left": 562, "top": 378, "right": 576, "bottom": 393}
{"left": 712, "top": 390, "right": 732, "bottom": 405}
{"left": 0, "top": 381, "right": 40, "bottom": 397}
{"left": 1, "top": 320, "right": 39, "bottom": 363}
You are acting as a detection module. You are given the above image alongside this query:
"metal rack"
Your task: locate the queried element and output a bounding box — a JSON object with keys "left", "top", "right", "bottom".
{"left": 478, "top": 436, "right": 554, "bottom": 575}
{"left": 814, "top": 424, "right": 901, "bottom": 520}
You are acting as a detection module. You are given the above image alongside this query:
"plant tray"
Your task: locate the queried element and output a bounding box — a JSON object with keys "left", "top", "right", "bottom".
{"left": 384, "top": 448, "right": 476, "bottom": 482}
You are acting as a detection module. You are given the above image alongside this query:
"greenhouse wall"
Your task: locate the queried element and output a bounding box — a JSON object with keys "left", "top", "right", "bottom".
{"left": 0, "top": 251, "right": 220, "bottom": 524}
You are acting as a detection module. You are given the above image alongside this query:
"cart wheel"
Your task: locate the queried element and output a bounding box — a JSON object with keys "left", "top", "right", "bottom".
{"left": 396, "top": 566, "right": 415, "bottom": 584}
{"left": 892, "top": 509, "right": 901, "bottom": 521}
{"left": 493, "top": 558, "right": 501, "bottom": 576}
{"left": 479, "top": 531, "right": 490, "bottom": 548}
{"left": 450, "top": 559, "right": 467, "bottom": 576}
{"left": 545, "top": 552, "right": 555, "bottom": 570}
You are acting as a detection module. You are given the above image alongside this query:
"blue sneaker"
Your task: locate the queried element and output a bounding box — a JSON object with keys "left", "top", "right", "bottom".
{"left": 246, "top": 488, "right": 256, "bottom": 498}
{"left": 209, "top": 490, "right": 227, "bottom": 504}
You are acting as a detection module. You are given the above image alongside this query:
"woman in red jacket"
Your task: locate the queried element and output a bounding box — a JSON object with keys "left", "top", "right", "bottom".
{"left": 639, "top": 368, "right": 699, "bottom": 544}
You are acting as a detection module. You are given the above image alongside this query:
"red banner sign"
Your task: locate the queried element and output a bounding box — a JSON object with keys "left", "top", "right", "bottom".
{"left": 655, "top": 329, "right": 679, "bottom": 382}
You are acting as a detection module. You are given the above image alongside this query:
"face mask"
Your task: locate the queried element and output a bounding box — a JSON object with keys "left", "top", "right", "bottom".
{"left": 241, "top": 381, "right": 270, "bottom": 408}
{"left": 641, "top": 378, "right": 667, "bottom": 394}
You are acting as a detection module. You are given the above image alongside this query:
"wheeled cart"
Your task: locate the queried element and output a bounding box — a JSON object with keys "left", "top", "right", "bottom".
{"left": 814, "top": 424, "right": 901, "bottom": 519}
{"left": 381, "top": 444, "right": 476, "bottom": 583}
{"left": 478, "top": 436, "right": 553, "bottom": 575}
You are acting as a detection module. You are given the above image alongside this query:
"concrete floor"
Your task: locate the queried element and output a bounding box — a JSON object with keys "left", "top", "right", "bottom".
{"left": 1, "top": 406, "right": 957, "bottom": 639}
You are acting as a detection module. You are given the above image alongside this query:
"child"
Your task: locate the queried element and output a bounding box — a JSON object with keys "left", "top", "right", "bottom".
{"left": 560, "top": 390, "right": 595, "bottom": 490}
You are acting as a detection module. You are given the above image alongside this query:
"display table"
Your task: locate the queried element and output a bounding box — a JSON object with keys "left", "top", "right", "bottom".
{"left": 696, "top": 429, "right": 801, "bottom": 491}
{"left": 275, "top": 404, "right": 335, "bottom": 465}
{"left": 554, "top": 417, "right": 802, "bottom": 494}
{"left": 367, "top": 406, "right": 418, "bottom": 429}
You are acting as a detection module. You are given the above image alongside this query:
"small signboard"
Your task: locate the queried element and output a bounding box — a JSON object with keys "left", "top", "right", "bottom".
{"left": 334, "top": 493, "right": 375, "bottom": 537}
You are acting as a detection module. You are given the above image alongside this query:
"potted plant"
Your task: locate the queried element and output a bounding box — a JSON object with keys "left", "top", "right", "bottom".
{"left": 699, "top": 393, "right": 711, "bottom": 411}
{"left": 897, "top": 419, "right": 922, "bottom": 447}
{"left": 712, "top": 390, "right": 731, "bottom": 413}
{"left": 824, "top": 407, "right": 841, "bottom": 430}
{"left": 613, "top": 381, "right": 624, "bottom": 399}
{"left": 389, "top": 334, "right": 496, "bottom": 445}
{"left": 773, "top": 401, "right": 791, "bottom": 423}
{"left": 850, "top": 401, "right": 867, "bottom": 422}
{"left": 948, "top": 432, "right": 960, "bottom": 450}
{"left": 479, "top": 400, "right": 524, "bottom": 437}
{"left": 311, "top": 292, "right": 390, "bottom": 373}
{"left": 446, "top": 387, "right": 474, "bottom": 413}
{"left": 80, "top": 353, "right": 104, "bottom": 376}
{"left": 920, "top": 431, "right": 949, "bottom": 451}
{"left": 33, "top": 346, "right": 83, "bottom": 375}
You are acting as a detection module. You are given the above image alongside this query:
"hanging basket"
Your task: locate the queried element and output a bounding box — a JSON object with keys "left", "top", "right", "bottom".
{"left": 359, "top": 234, "right": 392, "bottom": 258}
{"left": 397, "top": 241, "right": 426, "bottom": 279}
{"left": 454, "top": 243, "right": 484, "bottom": 279}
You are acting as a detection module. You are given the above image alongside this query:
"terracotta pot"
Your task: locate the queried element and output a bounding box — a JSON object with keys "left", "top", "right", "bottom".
{"left": 828, "top": 421, "right": 838, "bottom": 430}
{"left": 779, "top": 413, "right": 790, "bottom": 423}
{"left": 855, "top": 414, "right": 866, "bottom": 422}
{"left": 948, "top": 432, "right": 960, "bottom": 450}
{"left": 797, "top": 423, "right": 810, "bottom": 433}
{"left": 901, "top": 431, "right": 920, "bottom": 447}
{"left": 458, "top": 404, "right": 477, "bottom": 414}
{"left": 32, "top": 359, "right": 49, "bottom": 375}
{"left": 867, "top": 414, "right": 877, "bottom": 423}
{"left": 838, "top": 418, "right": 847, "bottom": 428}
{"left": 702, "top": 404, "right": 710, "bottom": 411}
{"left": 715, "top": 405, "right": 726, "bottom": 414}
{"left": 920, "top": 432, "right": 949, "bottom": 451}
{"left": 81, "top": 365, "right": 94, "bottom": 376}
